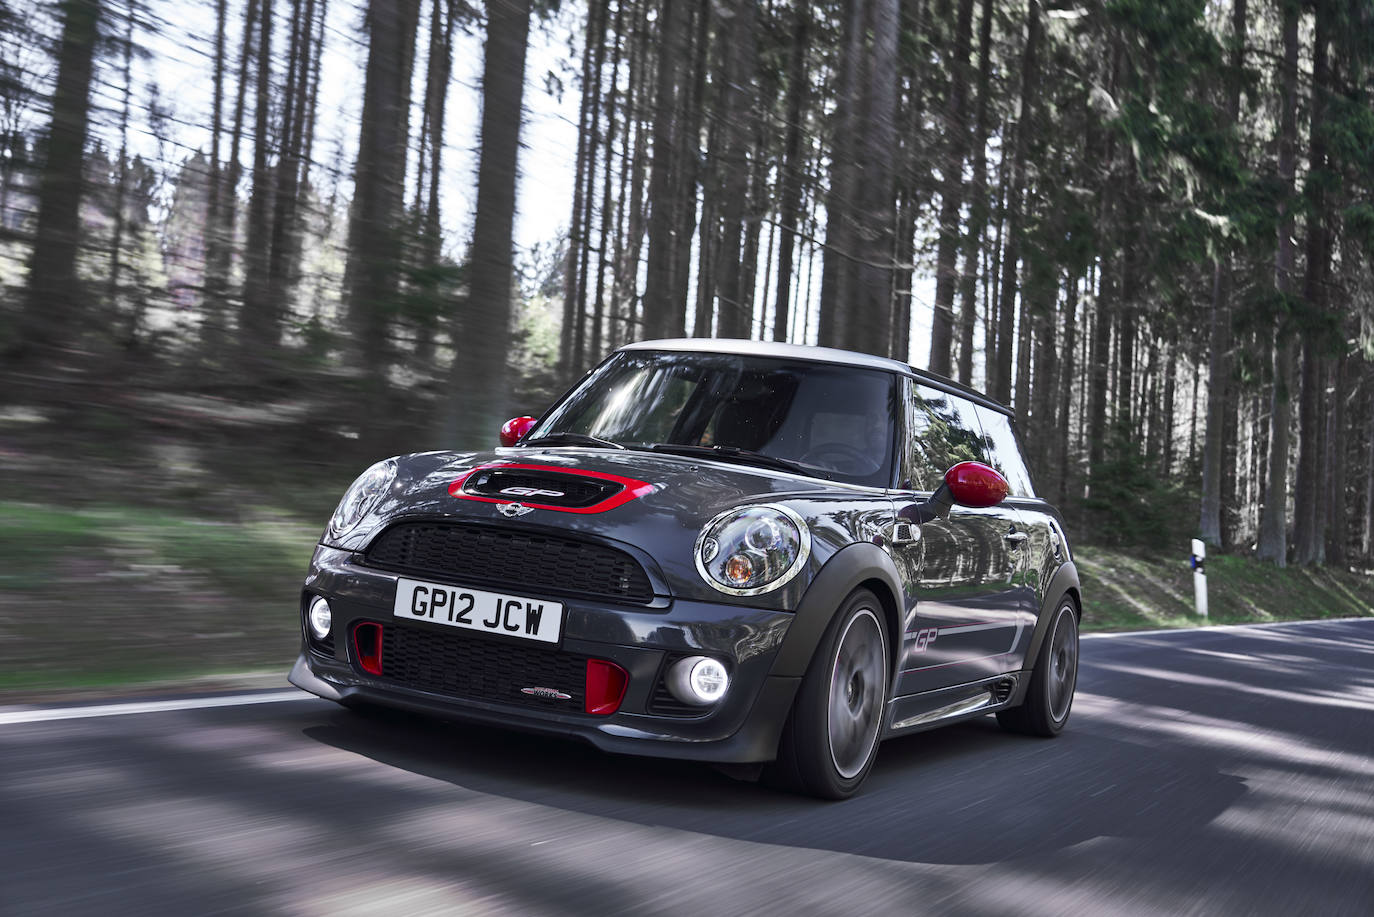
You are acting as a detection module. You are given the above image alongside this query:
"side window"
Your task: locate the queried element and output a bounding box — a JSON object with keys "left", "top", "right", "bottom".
{"left": 972, "top": 405, "right": 1036, "bottom": 498}
{"left": 907, "top": 383, "right": 989, "bottom": 490}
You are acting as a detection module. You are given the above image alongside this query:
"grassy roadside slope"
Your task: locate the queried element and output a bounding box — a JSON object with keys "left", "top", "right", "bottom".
{"left": 1077, "top": 546, "right": 1374, "bottom": 630}
{"left": 0, "top": 499, "right": 1370, "bottom": 696}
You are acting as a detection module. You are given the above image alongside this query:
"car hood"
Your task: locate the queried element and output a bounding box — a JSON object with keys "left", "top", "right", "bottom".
{"left": 326, "top": 447, "right": 886, "bottom": 606}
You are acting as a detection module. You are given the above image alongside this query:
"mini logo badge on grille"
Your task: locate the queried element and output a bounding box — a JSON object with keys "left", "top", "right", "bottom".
{"left": 520, "top": 686, "right": 572, "bottom": 700}
{"left": 498, "top": 502, "right": 534, "bottom": 518}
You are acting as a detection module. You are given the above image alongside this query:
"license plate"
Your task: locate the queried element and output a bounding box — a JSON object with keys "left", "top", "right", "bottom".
{"left": 392, "top": 577, "right": 563, "bottom": 644}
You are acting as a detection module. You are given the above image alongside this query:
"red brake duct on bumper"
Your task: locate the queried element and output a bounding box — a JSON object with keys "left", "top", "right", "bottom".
{"left": 584, "top": 660, "right": 628, "bottom": 715}
{"left": 353, "top": 622, "right": 384, "bottom": 675}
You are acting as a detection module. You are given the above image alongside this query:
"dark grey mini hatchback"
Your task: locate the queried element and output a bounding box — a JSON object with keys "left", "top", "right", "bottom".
{"left": 291, "top": 339, "right": 1081, "bottom": 798}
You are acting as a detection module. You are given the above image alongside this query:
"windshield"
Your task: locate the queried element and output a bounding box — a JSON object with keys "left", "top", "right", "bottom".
{"left": 526, "top": 351, "right": 900, "bottom": 487}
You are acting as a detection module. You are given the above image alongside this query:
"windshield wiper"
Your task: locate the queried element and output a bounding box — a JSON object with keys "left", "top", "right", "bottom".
{"left": 645, "top": 443, "right": 832, "bottom": 480}
{"left": 523, "top": 432, "right": 626, "bottom": 450}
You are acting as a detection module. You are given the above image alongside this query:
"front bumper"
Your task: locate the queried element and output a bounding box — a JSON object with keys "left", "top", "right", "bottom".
{"left": 290, "top": 545, "right": 801, "bottom": 763}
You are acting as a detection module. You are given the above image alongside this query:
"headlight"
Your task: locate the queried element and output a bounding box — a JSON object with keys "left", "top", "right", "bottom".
{"left": 327, "top": 459, "right": 397, "bottom": 541}
{"left": 695, "top": 504, "right": 810, "bottom": 595}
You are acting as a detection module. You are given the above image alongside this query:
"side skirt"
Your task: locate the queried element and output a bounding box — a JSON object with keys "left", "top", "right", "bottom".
{"left": 882, "top": 673, "right": 1020, "bottom": 736}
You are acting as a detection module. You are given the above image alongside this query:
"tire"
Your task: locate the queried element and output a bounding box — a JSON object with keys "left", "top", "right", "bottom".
{"left": 766, "top": 588, "right": 890, "bottom": 799}
{"left": 997, "top": 598, "right": 1079, "bottom": 736}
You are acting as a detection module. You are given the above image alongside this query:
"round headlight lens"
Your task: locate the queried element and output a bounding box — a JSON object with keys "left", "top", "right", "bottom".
{"left": 308, "top": 596, "right": 332, "bottom": 639}
{"left": 328, "top": 459, "right": 397, "bottom": 540}
{"left": 695, "top": 504, "right": 809, "bottom": 595}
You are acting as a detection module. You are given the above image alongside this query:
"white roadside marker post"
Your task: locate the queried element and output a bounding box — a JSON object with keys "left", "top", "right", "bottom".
{"left": 1191, "top": 538, "right": 1208, "bottom": 619}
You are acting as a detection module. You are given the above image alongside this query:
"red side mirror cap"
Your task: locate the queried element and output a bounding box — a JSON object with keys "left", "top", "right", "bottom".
{"left": 944, "top": 461, "right": 1009, "bottom": 508}
{"left": 500, "top": 416, "right": 537, "bottom": 447}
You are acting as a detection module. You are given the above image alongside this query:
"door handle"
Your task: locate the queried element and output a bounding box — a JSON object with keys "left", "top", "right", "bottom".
{"left": 1003, "top": 531, "right": 1029, "bottom": 544}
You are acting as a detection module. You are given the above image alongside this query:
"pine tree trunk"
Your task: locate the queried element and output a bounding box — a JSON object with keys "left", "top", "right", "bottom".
{"left": 993, "top": 0, "right": 1042, "bottom": 406}
{"left": 16, "top": 0, "right": 103, "bottom": 362}
{"left": 239, "top": 0, "right": 276, "bottom": 360}
{"left": 347, "top": 0, "right": 422, "bottom": 423}
{"left": 1292, "top": 2, "right": 1331, "bottom": 566}
{"left": 819, "top": 0, "right": 899, "bottom": 358}
{"left": 560, "top": 0, "right": 604, "bottom": 376}
{"left": 817, "top": 0, "right": 866, "bottom": 348}
{"left": 772, "top": 0, "right": 809, "bottom": 342}
{"left": 1256, "top": 2, "right": 1301, "bottom": 567}
{"left": 956, "top": 0, "right": 994, "bottom": 386}
{"left": 442, "top": 0, "right": 529, "bottom": 449}
{"left": 1198, "top": 0, "right": 1246, "bottom": 547}
{"left": 1055, "top": 273, "right": 1077, "bottom": 503}
{"left": 414, "top": 0, "right": 457, "bottom": 365}
{"left": 671, "top": 2, "right": 708, "bottom": 322}
{"left": 264, "top": 0, "right": 317, "bottom": 343}
{"left": 1161, "top": 335, "right": 1178, "bottom": 475}
{"left": 710, "top": 0, "right": 758, "bottom": 340}
{"left": 591, "top": 0, "right": 625, "bottom": 362}
{"left": 202, "top": 0, "right": 230, "bottom": 356}
{"left": 1323, "top": 357, "right": 1347, "bottom": 564}
{"left": 1363, "top": 369, "right": 1374, "bottom": 560}
{"left": 107, "top": 5, "right": 136, "bottom": 316}
{"left": 927, "top": 0, "right": 975, "bottom": 377}
{"left": 641, "top": 0, "right": 691, "bottom": 339}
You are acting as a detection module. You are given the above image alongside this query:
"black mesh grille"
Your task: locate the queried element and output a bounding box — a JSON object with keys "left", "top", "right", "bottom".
{"left": 462, "top": 469, "right": 623, "bottom": 509}
{"left": 364, "top": 521, "right": 654, "bottom": 603}
{"left": 378, "top": 623, "right": 589, "bottom": 711}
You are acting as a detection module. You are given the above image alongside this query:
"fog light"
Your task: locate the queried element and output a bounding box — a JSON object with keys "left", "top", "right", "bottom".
{"left": 667, "top": 655, "right": 730, "bottom": 706}
{"left": 308, "top": 596, "right": 332, "bottom": 639}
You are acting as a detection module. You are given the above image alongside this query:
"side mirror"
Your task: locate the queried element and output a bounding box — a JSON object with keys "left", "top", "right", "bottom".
{"left": 900, "top": 461, "right": 1009, "bottom": 524}
{"left": 499, "top": 415, "right": 537, "bottom": 447}
{"left": 944, "top": 461, "right": 1009, "bottom": 508}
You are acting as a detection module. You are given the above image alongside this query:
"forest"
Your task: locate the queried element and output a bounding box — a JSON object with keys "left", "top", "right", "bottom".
{"left": 1, "top": 0, "right": 1372, "bottom": 570}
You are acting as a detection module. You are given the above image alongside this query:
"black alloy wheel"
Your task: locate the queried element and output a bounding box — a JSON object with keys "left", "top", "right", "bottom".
{"left": 997, "top": 598, "right": 1079, "bottom": 736}
{"left": 767, "top": 588, "right": 890, "bottom": 799}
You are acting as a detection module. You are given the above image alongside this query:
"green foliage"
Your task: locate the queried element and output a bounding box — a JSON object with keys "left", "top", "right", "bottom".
{"left": 1078, "top": 432, "right": 1194, "bottom": 550}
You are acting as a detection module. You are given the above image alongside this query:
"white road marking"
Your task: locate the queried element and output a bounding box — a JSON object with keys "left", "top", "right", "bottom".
{"left": 1082, "top": 617, "right": 1373, "bottom": 640}
{"left": 0, "top": 690, "right": 312, "bottom": 726}
{"left": 2, "top": 620, "right": 1368, "bottom": 727}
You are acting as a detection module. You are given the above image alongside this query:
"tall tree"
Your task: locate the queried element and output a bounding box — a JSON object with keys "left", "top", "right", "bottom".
{"left": 201, "top": 0, "right": 230, "bottom": 356}
{"left": 239, "top": 0, "right": 276, "bottom": 358}
{"left": 927, "top": 0, "right": 975, "bottom": 377}
{"left": 1256, "top": 0, "right": 1301, "bottom": 567}
{"left": 1292, "top": 0, "right": 1333, "bottom": 566}
{"left": 818, "top": 0, "right": 899, "bottom": 358}
{"left": 956, "top": 0, "right": 995, "bottom": 386}
{"left": 991, "top": 0, "right": 1043, "bottom": 406}
{"left": 1198, "top": 0, "right": 1247, "bottom": 547}
{"left": 14, "top": 0, "right": 103, "bottom": 362}
{"left": 708, "top": 0, "right": 759, "bottom": 339}
{"left": 641, "top": 0, "right": 695, "bottom": 340}
{"left": 771, "top": 0, "right": 810, "bottom": 343}
{"left": 346, "top": 0, "right": 422, "bottom": 411}
{"left": 443, "top": 0, "right": 531, "bottom": 448}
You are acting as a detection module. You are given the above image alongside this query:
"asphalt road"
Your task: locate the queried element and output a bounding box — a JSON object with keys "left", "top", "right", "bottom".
{"left": 3, "top": 618, "right": 1372, "bottom": 916}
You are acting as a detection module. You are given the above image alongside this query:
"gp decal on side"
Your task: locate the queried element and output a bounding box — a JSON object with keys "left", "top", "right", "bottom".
{"left": 910, "top": 627, "right": 938, "bottom": 652}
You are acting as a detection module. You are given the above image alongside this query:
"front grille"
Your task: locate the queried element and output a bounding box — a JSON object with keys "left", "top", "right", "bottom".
{"left": 379, "top": 623, "right": 589, "bottom": 712}
{"left": 462, "top": 469, "right": 623, "bottom": 509}
{"left": 365, "top": 521, "right": 655, "bottom": 603}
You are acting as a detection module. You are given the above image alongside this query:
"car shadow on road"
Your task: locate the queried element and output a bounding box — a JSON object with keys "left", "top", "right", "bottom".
{"left": 302, "top": 705, "right": 1247, "bottom": 865}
